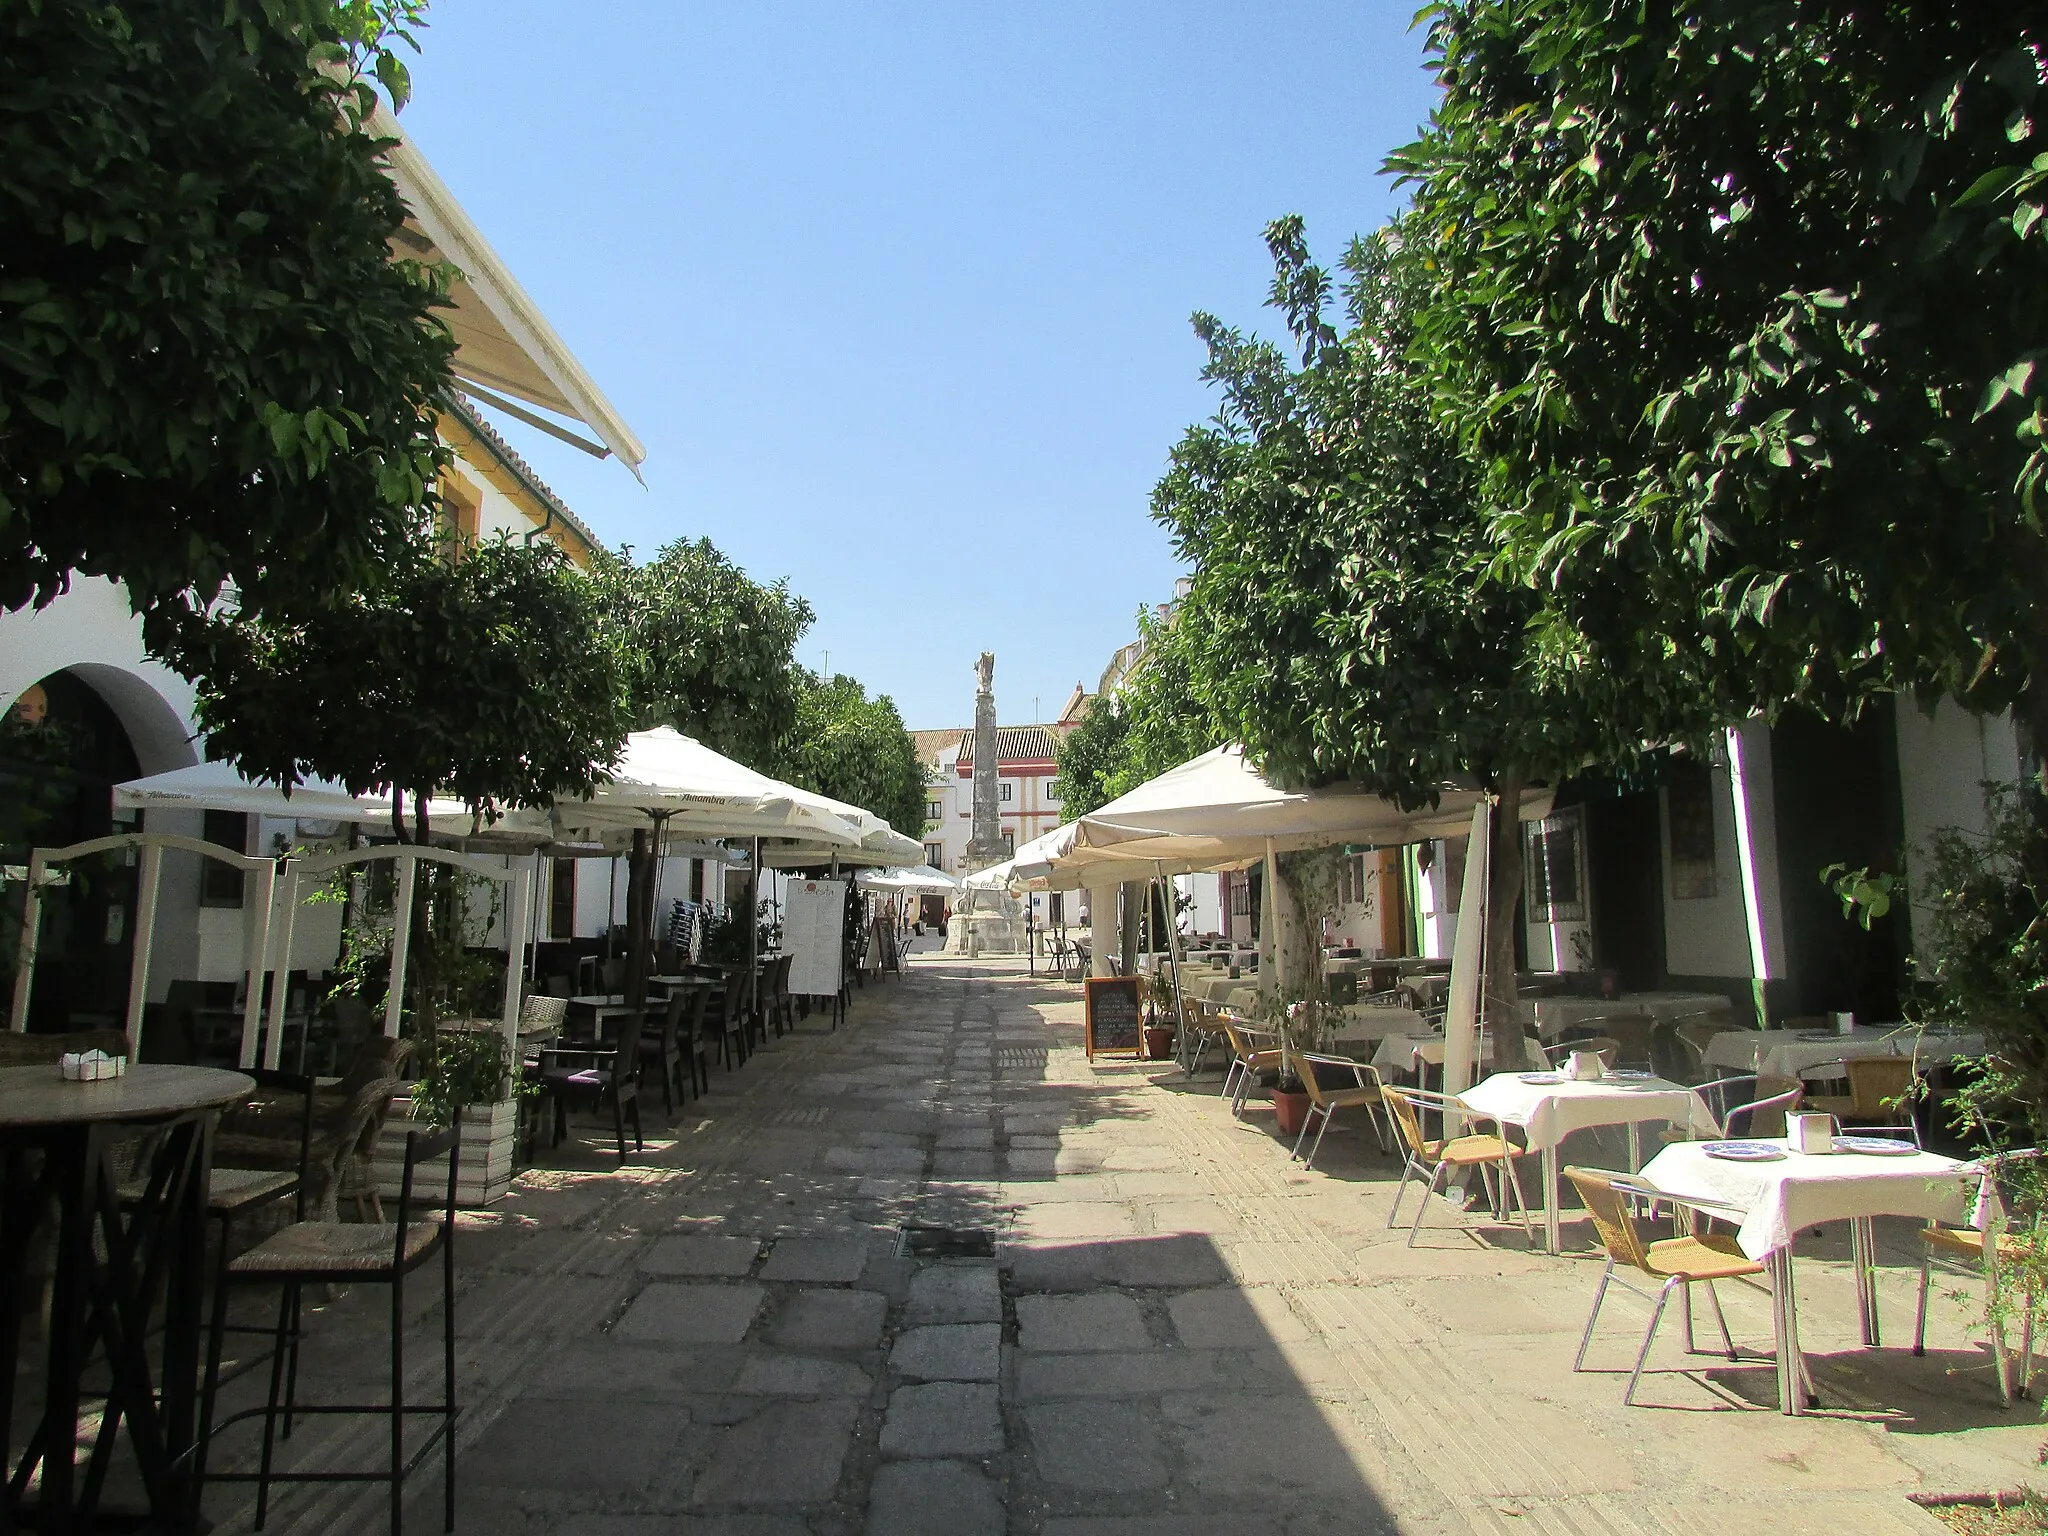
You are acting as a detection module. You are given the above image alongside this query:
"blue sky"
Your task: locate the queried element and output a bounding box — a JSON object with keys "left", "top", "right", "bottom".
{"left": 401, "top": 2, "right": 1440, "bottom": 731}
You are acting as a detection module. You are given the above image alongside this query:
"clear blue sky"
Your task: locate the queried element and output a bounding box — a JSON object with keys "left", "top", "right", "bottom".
{"left": 401, "top": 2, "right": 1440, "bottom": 731}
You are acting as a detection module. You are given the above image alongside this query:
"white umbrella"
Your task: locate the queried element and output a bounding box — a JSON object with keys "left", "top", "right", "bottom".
{"left": 115, "top": 760, "right": 379, "bottom": 823}
{"left": 1056, "top": 745, "right": 1553, "bottom": 877}
{"left": 548, "top": 728, "right": 863, "bottom": 846}
{"left": 856, "top": 866, "right": 958, "bottom": 892}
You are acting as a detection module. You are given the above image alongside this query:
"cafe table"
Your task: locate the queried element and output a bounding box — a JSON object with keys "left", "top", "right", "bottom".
{"left": 564, "top": 993, "right": 646, "bottom": 1040}
{"left": 0, "top": 1062, "right": 253, "bottom": 1530}
{"left": 1461, "top": 1070, "right": 1718, "bottom": 1254}
{"left": 1700, "top": 1024, "right": 1987, "bottom": 1079}
{"left": 1636, "top": 1136, "right": 1974, "bottom": 1414}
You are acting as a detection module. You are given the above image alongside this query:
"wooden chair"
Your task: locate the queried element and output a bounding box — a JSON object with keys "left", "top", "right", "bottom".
{"left": 538, "top": 1017, "right": 646, "bottom": 1162}
{"left": 1564, "top": 1166, "right": 1764, "bottom": 1405}
{"left": 1380, "top": 1086, "right": 1535, "bottom": 1246}
{"left": 1289, "top": 1052, "right": 1391, "bottom": 1166}
{"left": 642, "top": 989, "right": 689, "bottom": 1115}
{"left": 1801, "top": 1056, "right": 1919, "bottom": 1145}
{"left": 196, "top": 1122, "right": 463, "bottom": 1534}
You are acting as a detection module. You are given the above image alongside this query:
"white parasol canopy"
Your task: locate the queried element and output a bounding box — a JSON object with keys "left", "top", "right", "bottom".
{"left": 113, "top": 760, "right": 523, "bottom": 839}
{"left": 856, "top": 865, "right": 958, "bottom": 892}
{"left": 547, "top": 728, "right": 863, "bottom": 847}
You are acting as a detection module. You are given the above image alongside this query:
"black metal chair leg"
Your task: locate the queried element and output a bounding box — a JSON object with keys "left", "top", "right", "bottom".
{"left": 254, "top": 1284, "right": 292, "bottom": 1530}
{"left": 443, "top": 1237, "right": 457, "bottom": 1533}
{"left": 282, "top": 1283, "right": 303, "bottom": 1438}
{"left": 392, "top": 1268, "right": 405, "bottom": 1536}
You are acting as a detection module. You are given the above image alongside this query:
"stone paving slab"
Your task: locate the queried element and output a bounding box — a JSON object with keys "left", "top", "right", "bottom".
{"left": 198, "top": 956, "right": 2046, "bottom": 1536}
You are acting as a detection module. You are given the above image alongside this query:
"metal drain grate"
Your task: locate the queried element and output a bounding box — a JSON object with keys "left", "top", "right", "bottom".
{"left": 771, "top": 1105, "right": 831, "bottom": 1127}
{"left": 896, "top": 1224, "right": 997, "bottom": 1258}
{"left": 996, "top": 1047, "right": 1049, "bottom": 1067}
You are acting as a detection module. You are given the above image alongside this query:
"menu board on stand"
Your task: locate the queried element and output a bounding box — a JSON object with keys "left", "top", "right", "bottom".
{"left": 784, "top": 880, "right": 848, "bottom": 1023}
{"left": 1084, "top": 976, "right": 1144, "bottom": 1060}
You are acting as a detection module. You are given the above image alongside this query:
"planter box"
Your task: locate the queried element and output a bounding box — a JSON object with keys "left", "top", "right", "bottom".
{"left": 373, "top": 1094, "right": 516, "bottom": 1208}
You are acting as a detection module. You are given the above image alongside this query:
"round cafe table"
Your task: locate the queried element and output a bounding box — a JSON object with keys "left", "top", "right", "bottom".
{"left": 0, "top": 1062, "right": 252, "bottom": 1532}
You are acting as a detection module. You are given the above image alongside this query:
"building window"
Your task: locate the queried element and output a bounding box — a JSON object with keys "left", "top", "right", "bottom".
{"left": 1044, "top": 782, "right": 1060, "bottom": 804}
{"left": 550, "top": 856, "right": 577, "bottom": 937}
{"left": 924, "top": 842, "right": 944, "bottom": 869}
{"left": 1523, "top": 809, "right": 1587, "bottom": 923}
{"left": 200, "top": 810, "right": 247, "bottom": 907}
{"left": 1667, "top": 760, "right": 1719, "bottom": 900}
{"left": 688, "top": 857, "right": 705, "bottom": 904}
{"left": 999, "top": 782, "right": 1013, "bottom": 803}
{"left": 1002, "top": 830, "right": 1015, "bottom": 855}
{"left": 926, "top": 800, "right": 943, "bottom": 823}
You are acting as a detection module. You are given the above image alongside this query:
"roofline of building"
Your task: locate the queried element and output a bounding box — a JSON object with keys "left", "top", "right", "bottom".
{"left": 441, "top": 393, "right": 604, "bottom": 565}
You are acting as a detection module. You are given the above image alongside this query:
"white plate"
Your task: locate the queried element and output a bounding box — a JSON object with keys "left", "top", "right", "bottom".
{"left": 1517, "top": 1072, "right": 1563, "bottom": 1084}
{"left": 1703, "top": 1141, "right": 1788, "bottom": 1162}
{"left": 1833, "top": 1136, "right": 1919, "bottom": 1156}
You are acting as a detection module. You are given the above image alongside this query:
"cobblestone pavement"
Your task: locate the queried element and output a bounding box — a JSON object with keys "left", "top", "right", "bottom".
{"left": 198, "top": 955, "right": 2045, "bottom": 1535}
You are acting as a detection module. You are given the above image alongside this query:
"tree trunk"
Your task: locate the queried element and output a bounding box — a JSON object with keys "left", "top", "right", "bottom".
{"left": 1486, "top": 773, "right": 1536, "bottom": 1072}
{"left": 623, "top": 826, "right": 652, "bottom": 1014}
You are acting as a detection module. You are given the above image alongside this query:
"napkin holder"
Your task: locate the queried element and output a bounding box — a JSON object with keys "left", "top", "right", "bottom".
{"left": 59, "top": 1049, "right": 127, "bottom": 1082}
{"left": 1562, "top": 1050, "right": 1604, "bottom": 1082}
{"left": 1790, "top": 1112, "right": 1835, "bottom": 1154}
{"left": 1833, "top": 1011, "right": 1856, "bottom": 1036}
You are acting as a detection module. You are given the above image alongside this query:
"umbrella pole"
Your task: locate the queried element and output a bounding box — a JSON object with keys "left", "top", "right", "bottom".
{"left": 1156, "top": 861, "right": 1187, "bottom": 1067}
{"left": 749, "top": 836, "right": 761, "bottom": 1035}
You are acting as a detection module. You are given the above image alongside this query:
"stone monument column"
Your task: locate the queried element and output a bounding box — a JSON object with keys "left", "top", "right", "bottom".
{"left": 964, "top": 650, "right": 1006, "bottom": 869}
{"left": 945, "top": 652, "right": 1026, "bottom": 956}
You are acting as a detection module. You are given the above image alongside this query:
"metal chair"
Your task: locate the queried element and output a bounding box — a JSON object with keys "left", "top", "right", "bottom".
{"left": 1801, "top": 1055, "right": 1920, "bottom": 1146}
{"left": 1290, "top": 1052, "right": 1391, "bottom": 1166}
{"left": 1564, "top": 1166, "right": 1765, "bottom": 1405}
{"left": 1690, "top": 1074, "right": 1804, "bottom": 1139}
{"left": 1914, "top": 1148, "right": 2047, "bottom": 1406}
{"left": 1218, "top": 1019, "right": 1283, "bottom": 1118}
{"left": 1380, "top": 1086, "right": 1535, "bottom": 1246}
{"left": 196, "top": 1122, "right": 463, "bottom": 1534}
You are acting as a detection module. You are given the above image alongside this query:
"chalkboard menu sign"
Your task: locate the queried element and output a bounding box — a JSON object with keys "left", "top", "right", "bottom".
{"left": 1084, "top": 976, "right": 1144, "bottom": 1060}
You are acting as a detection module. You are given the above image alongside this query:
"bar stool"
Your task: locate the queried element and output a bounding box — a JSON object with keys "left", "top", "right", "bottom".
{"left": 195, "top": 1123, "right": 462, "bottom": 1534}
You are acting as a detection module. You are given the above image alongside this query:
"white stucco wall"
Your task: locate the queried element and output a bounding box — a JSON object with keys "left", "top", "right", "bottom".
{"left": 1896, "top": 696, "right": 2024, "bottom": 958}
{"left": 0, "top": 578, "right": 200, "bottom": 775}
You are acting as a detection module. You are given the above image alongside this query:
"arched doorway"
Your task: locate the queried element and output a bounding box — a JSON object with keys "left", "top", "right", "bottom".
{"left": 2, "top": 671, "right": 144, "bottom": 1030}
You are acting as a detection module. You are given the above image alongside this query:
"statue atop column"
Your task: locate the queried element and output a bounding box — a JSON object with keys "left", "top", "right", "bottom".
{"left": 964, "top": 652, "right": 1006, "bottom": 867}
{"left": 948, "top": 650, "right": 1026, "bottom": 956}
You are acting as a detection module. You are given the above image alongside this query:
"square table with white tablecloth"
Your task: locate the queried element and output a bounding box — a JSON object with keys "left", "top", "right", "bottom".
{"left": 1636, "top": 1137, "right": 1974, "bottom": 1413}
{"left": 1371, "top": 1032, "right": 1496, "bottom": 1076}
{"left": 1461, "top": 1071, "right": 1719, "bottom": 1253}
{"left": 1699, "top": 1025, "right": 1987, "bottom": 1080}
{"left": 1518, "top": 991, "right": 1732, "bottom": 1040}
{"left": 1323, "top": 1004, "right": 1424, "bottom": 1053}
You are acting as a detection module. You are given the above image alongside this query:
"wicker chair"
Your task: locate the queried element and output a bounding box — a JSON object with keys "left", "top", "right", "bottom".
{"left": 1800, "top": 1056, "right": 1920, "bottom": 1145}
{"left": 1380, "top": 1086, "right": 1536, "bottom": 1246}
{"left": 0, "top": 1026, "right": 129, "bottom": 1066}
{"left": 196, "top": 1121, "right": 463, "bottom": 1534}
{"left": 1290, "top": 1052, "right": 1391, "bottom": 1166}
{"left": 1218, "top": 1019, "right": 1282, "bottom": 1119}
{"left": 1565, "top": 1166, "right": 1764, "bottom": 1405}
{"left": 216, "top": 1037, "right": 413, "bottom": 1222}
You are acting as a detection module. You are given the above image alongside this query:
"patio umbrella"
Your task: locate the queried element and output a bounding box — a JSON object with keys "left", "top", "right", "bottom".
{"left": 546, "top": 728, "right": 863, "bottom": 846}
{"left": 855, "top": 866, "right": 958, "bottom": 892}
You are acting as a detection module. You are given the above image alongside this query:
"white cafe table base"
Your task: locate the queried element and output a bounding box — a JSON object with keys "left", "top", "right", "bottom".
{"left": 1461, "top": 1073, "right": 1718, "bottom": 1255}
{"left": 1636, "top": 1138, "right": 1972, "bottom": 1414}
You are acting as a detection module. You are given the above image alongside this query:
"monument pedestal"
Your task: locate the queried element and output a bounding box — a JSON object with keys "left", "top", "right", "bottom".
{"left": 945, "top": 878, "right": 1026, "bottom": 957}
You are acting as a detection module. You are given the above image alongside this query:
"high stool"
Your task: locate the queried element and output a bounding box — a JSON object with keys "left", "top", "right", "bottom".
{"left": 195, "top": 1123, "right": 462, "bottom": 1534}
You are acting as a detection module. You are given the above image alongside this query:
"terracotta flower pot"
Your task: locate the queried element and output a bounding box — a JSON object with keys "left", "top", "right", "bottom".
{"left": 1143, "top": 1025, "right": 1176, "bottom": 1061}
{"left": 1270, "top": 1088, "right": 1311, "bottom": 1138}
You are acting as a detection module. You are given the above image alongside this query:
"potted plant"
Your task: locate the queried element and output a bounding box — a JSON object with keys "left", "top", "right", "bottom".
{"left": 378, "top": 1028, "right": 534, "bottom": 1208}
{"left": 1268, "top": 1001, "right": 1314, "bottom": 1136}
{"left": 1142, "top": 968, "right": 1178, "bottom": 1061}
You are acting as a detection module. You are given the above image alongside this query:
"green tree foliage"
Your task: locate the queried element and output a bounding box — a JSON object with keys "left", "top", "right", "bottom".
{"left": 1051, "top": 609, "right": 1222, "bottom": 819}
{"left": 1154, "top": 218, "right": 1719, "bottom": 1062}
{"left": 163, "top": 529, "right": 630, "bottom": 840}
{"left": 1392, "top": 1, "right": 2048, "bottom": 749}
{"left": 1, "top": 0, "right": 452, "bottom": 637}
{"left": 591, "top": 539, "right": 814, "bottom": 773}
{"left": 782, "top": 670, "right": 926, "bottom": 835}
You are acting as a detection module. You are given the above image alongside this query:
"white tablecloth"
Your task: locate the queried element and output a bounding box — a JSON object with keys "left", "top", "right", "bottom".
{"left": 1324, "top": 1005, "right": 1424, "bottom": 1047}
{"left": 1519, "top": 991, "right": 1733, "bottom": 1038}
{"left": 1637, "top": 1138, "right": 1972, "bottom": 1258}
{"left": 1700, "top": 1026, "right": 1986, "bottom": 1079}
{"left": 1461, "top": 1072, "right": 1715, "bottom": 1152}
{"left": 1371, "top": 1033, "right": 1499, "bottom": 1073}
